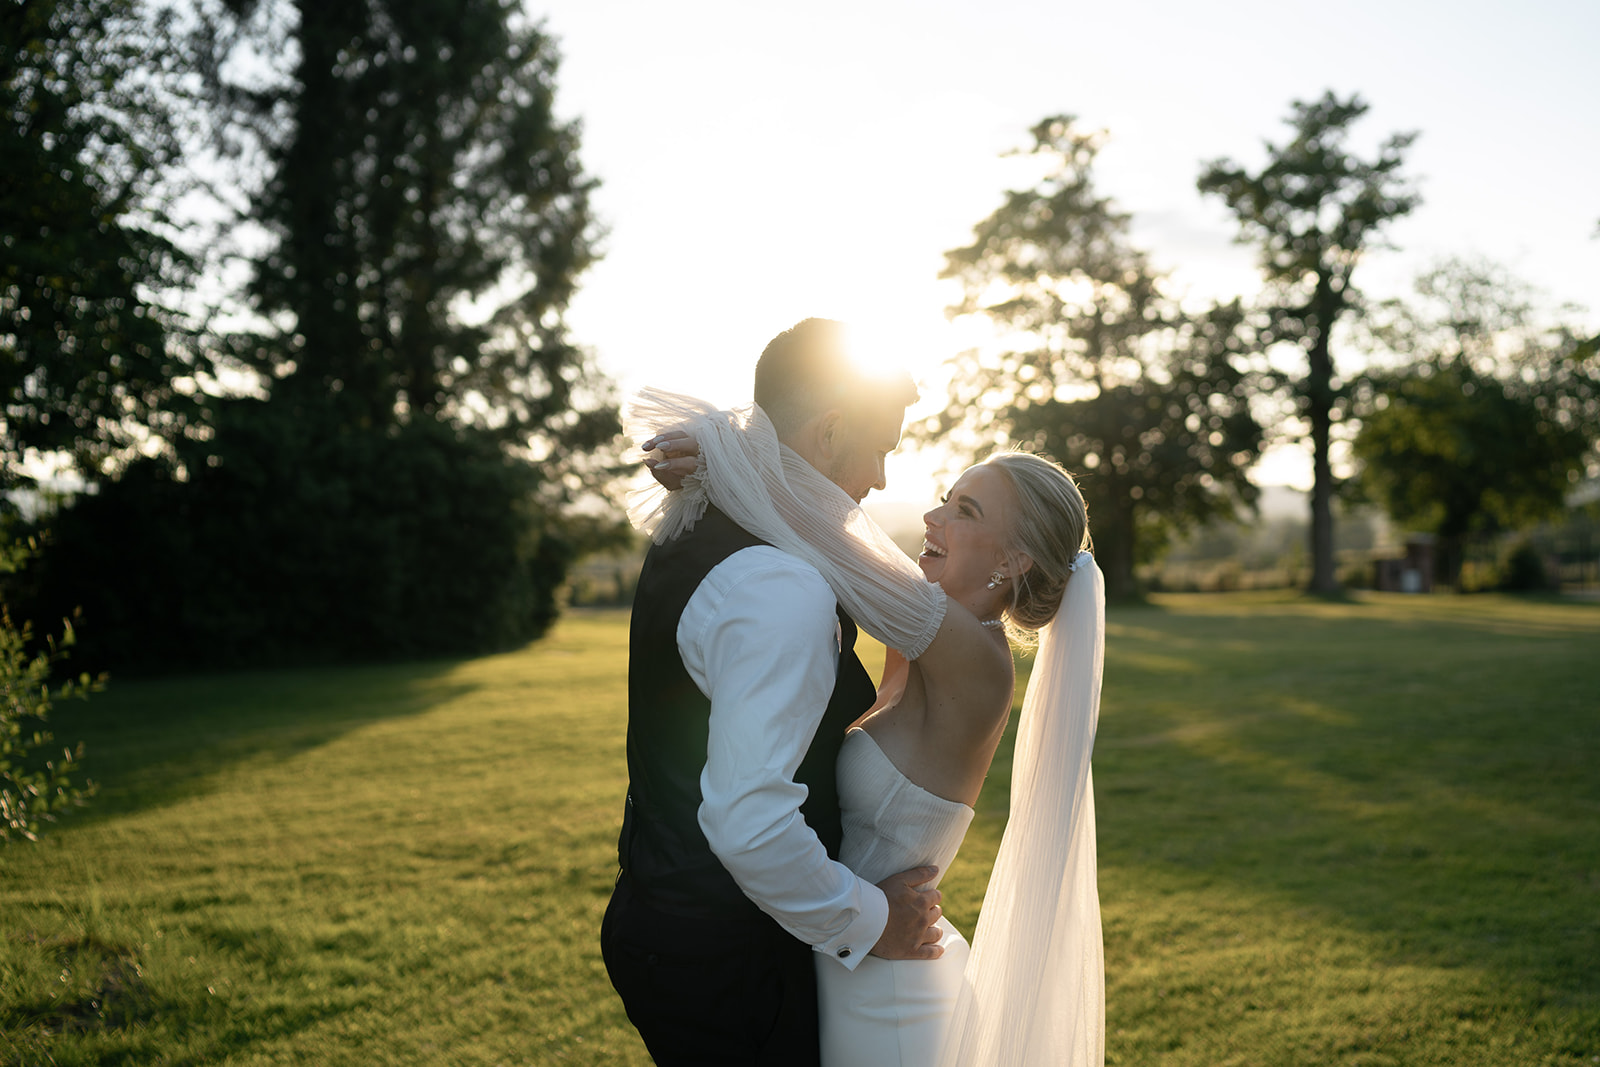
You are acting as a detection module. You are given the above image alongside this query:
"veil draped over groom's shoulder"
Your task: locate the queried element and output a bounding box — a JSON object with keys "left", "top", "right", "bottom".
{"left": 624, "top": 387, "right": 945, "bottom": 661}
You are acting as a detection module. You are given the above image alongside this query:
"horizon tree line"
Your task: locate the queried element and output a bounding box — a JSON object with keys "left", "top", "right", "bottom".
{"left": 930, "top": 98, "right": 1598, "bottom": 598}
{"left": 3, "top": 2, "right": 1598, "bottom": 685}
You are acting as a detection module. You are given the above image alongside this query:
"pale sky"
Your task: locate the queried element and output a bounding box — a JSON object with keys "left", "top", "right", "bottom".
{"left": 533, "top": 0, "right": 1599, "bottom": 501}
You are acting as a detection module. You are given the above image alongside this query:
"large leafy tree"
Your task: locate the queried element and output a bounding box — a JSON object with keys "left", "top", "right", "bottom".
{"left": 928, "top": 116, "right": 1263, "bottom": 599}
{"left": 17, "top": 0, "right": 621, "bottom": 669}
{"left": 208, "top": 0, "right": 615, "bottom": 470}
{"left": 1199, "top": 91, "right": 1419, "bottom": 594}
{"left": 1353, "top": 261, "right": 1599, "bottom": 586}
{"left": 0, "top": 0, "right": 202, "bottom": 492}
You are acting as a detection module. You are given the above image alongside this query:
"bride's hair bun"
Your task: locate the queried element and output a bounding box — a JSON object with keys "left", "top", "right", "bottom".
{"left": 981, "top": 451, "right": 1090, "bottom": 633}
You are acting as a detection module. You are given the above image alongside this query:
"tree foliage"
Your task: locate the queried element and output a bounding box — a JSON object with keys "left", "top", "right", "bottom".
{"left": 15, "top": 0, "right": 621, "bottom": 670}
{"left": 925, "top": 116, "right": 1263, "bottom": 599}
{"left": 1352, "top": 261, "right": 1599, "bottom": 586}
{"left": 1199, "top": 91, "right": 1419, "bottom": 594}
{"left": 0, "top": 538, "right": 102, "bottom": 843}
{"left": 0, "top": 0, "right": 203, "bottom": 491}
{"left": 26, "top": 398, "right": 578, "bottom": 672}
{"left": 204, "top": 0, "right": 616, "bottom": 474}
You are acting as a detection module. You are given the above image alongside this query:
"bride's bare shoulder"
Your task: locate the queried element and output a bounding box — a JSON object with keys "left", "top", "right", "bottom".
{"left": 914, "top": 608, "right": 1015, "bottom": 729}
{"left": 920, "top": 600, "right": 1012, "bottom": 674}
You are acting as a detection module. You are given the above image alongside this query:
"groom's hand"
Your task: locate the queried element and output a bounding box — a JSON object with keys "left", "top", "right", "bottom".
{"left": 870, "top": 866, "right": 944, "bottom": 960}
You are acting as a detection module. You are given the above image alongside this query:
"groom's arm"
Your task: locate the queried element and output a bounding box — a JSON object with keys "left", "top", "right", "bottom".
{"left": 683, "top": 548, "right": 893, "bottom": 971}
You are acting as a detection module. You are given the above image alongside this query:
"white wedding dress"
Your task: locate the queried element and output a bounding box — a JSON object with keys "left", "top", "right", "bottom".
{"left": 817, "top": 728, "right": 975, "bottom": 1067}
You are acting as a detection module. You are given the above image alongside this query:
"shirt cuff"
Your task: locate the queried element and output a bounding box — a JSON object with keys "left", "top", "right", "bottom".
{"left": 812, "top": 883, "right": 888, "bottom": 972}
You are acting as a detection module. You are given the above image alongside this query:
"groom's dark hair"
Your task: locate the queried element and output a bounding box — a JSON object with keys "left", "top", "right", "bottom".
{"left": 754, "top": 318, "right": 918, "bottom": 438}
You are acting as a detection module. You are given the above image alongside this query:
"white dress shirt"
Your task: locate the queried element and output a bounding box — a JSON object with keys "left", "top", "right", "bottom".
{"left": 679, "top": 544, "right": 890, "bottom": 971}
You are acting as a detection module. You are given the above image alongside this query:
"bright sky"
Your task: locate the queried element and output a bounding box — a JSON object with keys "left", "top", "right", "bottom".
{"left": 534, "top": 0, "right": 1599, "bottom": 501}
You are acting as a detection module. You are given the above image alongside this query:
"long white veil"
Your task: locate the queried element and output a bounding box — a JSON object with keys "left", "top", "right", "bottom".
{"left": 936, "top": 552, "right": 1105, "bottom": 1066}
{"left": 624, "top": 387, "right": 1105, "bottom": 1066}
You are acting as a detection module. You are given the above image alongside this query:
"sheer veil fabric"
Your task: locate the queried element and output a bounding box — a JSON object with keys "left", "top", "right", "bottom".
{"left": 623, "top": 387, "right": 1106, "bottom": 1066}
{"left": 935, "top": 553, "right": 1105, "bottom": 1067}
{"left": 623, "top": 388, "right": 947, "bottom": 660}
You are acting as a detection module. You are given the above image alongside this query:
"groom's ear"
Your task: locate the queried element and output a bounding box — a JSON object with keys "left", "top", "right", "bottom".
{"left": 780, "top": 407, "right": 844, "bottom": 471}
{"left": 813, "top": 409, "right": 847, "bottom": 461}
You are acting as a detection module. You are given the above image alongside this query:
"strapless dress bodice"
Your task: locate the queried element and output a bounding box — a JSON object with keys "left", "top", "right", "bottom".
{"left": 836, "top": 728, "right": 974, "bottom": 888}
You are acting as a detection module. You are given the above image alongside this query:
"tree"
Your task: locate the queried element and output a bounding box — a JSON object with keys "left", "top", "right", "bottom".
{"left": 206, "top": 0, "right": 616, "bottom": 473}
{"left": 0, "top": 0, "right": 203, "bottom": 492}
{"left": 18, "top": 0, "right": 621, "bottom": 670}
{"left": 927, "top": 116, "right": 1263, "bottom": 599}
{"left": 1199, "top": 91, "right": 1419, "bottom": 594}
{"left": 1352, "top": 261, "right": 1599, "bottom": 587}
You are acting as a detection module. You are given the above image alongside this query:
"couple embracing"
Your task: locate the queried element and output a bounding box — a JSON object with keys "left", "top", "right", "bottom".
{"left": 602, "top": 318, "right": 1106, "bottom": 1066}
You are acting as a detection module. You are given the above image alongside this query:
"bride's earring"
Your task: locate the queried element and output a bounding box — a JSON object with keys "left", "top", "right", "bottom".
{"left": 986, "top": 569, "right": 1006, "bottom": 590}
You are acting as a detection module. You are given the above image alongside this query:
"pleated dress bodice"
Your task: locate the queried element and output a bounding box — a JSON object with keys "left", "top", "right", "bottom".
{"left": 836, "top": 728, "right": 974, "bottom": 888}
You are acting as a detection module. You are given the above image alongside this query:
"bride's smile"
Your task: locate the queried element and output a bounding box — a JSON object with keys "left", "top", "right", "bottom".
{"left": 917, "top": 465, "right": 1019, "bottom": 617}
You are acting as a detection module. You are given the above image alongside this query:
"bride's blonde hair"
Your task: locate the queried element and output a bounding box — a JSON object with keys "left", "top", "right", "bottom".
{"left": 981, "top": 450, "right": 1091, "bottom": 633}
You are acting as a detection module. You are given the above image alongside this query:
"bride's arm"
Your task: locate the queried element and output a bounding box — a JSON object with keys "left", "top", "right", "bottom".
{"left": 861, "top": 647, "right": 909, "bottom": 722}
{"left": 632, "top": 412, "right": 947, "bottom": 660}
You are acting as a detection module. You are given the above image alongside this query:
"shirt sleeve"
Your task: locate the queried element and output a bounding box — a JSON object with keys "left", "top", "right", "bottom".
{"left": 680, "top": 546, "right": 889, "bottom": 970}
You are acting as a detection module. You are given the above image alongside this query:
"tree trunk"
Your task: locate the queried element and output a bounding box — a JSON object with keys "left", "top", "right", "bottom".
{"left": 1308, "top": 402, "right": 1337, "bottom": 594}
{"left": 1306, "top": 280, "right": 1340, "bottom": 595}
{"left": 1438, "top": 534, "right": 1465, "bottom": 590}
{"left": 280, "top": 0, "right": 374, "bottom": 425}
{"left": 1100, "top": 495, "right": 1138, "bottom": 601}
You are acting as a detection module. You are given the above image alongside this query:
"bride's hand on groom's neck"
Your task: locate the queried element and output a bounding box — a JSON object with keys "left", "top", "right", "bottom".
{"left": 642, "top": 430, "right": 699, "bottom": 492}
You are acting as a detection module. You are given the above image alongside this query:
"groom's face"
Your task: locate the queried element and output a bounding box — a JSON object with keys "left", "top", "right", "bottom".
{"left": 826, "top": 403, "right": 908, "bottom": 503}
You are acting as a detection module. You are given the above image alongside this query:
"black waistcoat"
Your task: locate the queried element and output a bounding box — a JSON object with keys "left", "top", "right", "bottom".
{"left": 620, "top": 505, "right": 876, "bottom": 922}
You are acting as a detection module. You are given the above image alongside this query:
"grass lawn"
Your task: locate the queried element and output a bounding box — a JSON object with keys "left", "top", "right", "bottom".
{"left": 1, "top": 592, "right": 1596, "bottom": 1065}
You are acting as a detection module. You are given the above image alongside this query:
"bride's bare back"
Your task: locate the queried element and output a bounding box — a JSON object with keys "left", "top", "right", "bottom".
{"left": 855, "top": 607, "right": 1016, "bottom": 808}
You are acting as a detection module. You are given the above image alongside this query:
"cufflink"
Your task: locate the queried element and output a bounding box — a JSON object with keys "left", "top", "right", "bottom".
{"left": 837, "top": 947, "right": 851, "bottom": 959}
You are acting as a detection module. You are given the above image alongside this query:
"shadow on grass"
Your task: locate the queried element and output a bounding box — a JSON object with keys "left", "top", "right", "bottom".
{"left": 45, "top": 657, "right": 482, "bottom": 826}
{"left": 2, "top": 920, "right": 370, "bottom": 1067}
{"left": 7, "top": 931, "right": 160, "bottom": 1037}
{"left": 1086, "top": 594, "right": 1600, "bottom": 1011}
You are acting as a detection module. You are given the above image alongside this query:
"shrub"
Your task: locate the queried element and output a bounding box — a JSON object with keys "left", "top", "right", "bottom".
{"left": 1500, "top": 540, "right": 1551, "bottom": 592}
{"left": 0, "top": 538, "right": 102, "bottom": 843}
{"left": 22, "top": 401, "right": 582, "bottom": 673}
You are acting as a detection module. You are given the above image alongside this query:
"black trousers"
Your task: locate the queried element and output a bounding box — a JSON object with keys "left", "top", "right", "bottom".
{"left": 601, "top": 873, "right": 820, "bottom": 1066}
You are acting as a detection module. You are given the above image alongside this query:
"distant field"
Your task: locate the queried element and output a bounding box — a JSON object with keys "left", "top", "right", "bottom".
{"left": 2, "top": 593, "right": 1596, "bottom": 1066}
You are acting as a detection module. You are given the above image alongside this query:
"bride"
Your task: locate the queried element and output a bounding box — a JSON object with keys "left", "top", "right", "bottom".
{"left": 629, "top": 390, "right": 1106, "bottom": 1066}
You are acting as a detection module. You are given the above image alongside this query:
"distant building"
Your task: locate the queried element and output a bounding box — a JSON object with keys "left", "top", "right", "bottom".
{"left": 1374, "top": 535, "right": 1435, "bottom": 593}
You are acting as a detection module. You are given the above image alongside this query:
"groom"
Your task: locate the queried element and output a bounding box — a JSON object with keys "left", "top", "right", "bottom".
{"left": 602, "top": 318, "right": 944, "bottom": 1065}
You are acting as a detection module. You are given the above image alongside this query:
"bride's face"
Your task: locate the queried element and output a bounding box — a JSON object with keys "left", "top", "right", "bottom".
{"left": 918, "top": 465, "right": 1014, "bottom": 608}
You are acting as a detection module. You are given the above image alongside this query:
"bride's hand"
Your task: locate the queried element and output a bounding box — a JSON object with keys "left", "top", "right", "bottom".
{"left": 642, "top": 429, "right": 700, "bottom": 491}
